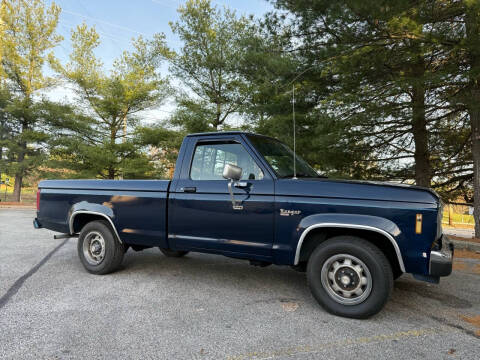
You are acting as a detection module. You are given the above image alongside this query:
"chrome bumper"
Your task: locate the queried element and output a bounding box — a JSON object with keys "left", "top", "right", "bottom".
{"left": 33, "top": 218, "right": 42, "bottom": 229}
{"left": 429, "top": 234, "right": 453, "bottom": 277}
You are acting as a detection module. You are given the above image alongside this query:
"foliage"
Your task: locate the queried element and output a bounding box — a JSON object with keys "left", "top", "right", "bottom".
{"left": 162, "top": 0, "right": 254, "bottom": 131}
{"left": 50, "top": 24, "right": 170, "bottom": 179}
{"left": 0, "top": 0, "right": 62, "bottom": 201}
{"left": 268, "top": 0, "right": 479, "bottom": 235}
{"left": 135, "top": 125, "right": 185, "bottom": 178}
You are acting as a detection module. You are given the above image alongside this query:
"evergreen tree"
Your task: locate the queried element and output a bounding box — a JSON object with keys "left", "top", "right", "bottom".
{"left": 266, "top": 1, "right": 461, "bottom": 186}
{"left": 435, "top": 0, "right": 480, "bottom": 237}
{"left": 268, "top": 0, "right": 479, "bottom": 234}
{"left": 161, "top": 0, "right": 254, "bottom": 131}
{"left": 0, "top": 0, "right": 62, "bottom": 201}
{"left": 464, "top": 1, "right": 480, "bottom": 237}
{"left": 51, "top": 24, "right": 170, "bottom": 179}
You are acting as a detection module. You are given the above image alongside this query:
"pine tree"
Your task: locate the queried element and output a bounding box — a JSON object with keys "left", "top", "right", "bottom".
{"left": 161, "top": 0, "right": 254, "bottom": 131}
{"left": 51, "top": 24, "right": 170, "bottom": 179}
{"left": 0, "top": 0, "right": 62, "bottom": 201}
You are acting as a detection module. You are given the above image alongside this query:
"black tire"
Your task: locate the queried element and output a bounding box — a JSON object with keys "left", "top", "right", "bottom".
{"left": 77, "top": 220, "right": 125, "bottom": 275}
{"left": 159, "top": 248, "right": 189, "bottom": 258}
{"left": 307, "top": 236, "right": 393, "bottom": 319}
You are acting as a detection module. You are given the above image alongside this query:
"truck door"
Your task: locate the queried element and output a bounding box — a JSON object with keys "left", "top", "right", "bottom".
{"left": 168, "top": 135, "right": 275, "bottom": 259}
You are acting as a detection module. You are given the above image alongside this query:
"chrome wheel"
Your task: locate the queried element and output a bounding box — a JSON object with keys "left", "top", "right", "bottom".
{"left": 82, "top": 231, "right": 106, "bottom": 265}
{"left": 321, "top": 254, "right": 372, "bottom": 305}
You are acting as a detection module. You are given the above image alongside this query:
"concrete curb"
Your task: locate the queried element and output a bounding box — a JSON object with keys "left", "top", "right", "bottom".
{"left": 0, "top": 205, "right": 36, "bottom": 209}
{"left": 451, "top": 239, "right": 480, "bottom": 252}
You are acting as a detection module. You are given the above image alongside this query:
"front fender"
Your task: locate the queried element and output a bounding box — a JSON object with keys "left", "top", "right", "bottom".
{"left": 294, "top": 213, "right": 405, "bottom": 272}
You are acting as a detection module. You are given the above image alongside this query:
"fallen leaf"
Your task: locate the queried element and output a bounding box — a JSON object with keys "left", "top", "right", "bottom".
{"left": 282, "top": 302, "right": 299, "bottom": 312}
{"left": 453, "top": 261, "right": 467, "bottom": 271}
{"left": 454, "top": 249, "right": 480, "bottom": 260}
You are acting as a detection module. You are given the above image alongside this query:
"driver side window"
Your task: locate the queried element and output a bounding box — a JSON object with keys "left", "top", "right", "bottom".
{"left": 190, "top": 142, "right": 264, "bottom": 181}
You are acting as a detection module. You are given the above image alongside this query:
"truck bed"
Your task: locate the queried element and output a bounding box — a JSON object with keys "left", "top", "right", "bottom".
{"left": 39, "top": 179, "right": 170, "bottom": 192}
{"left": 37, "top": 179, "right": 171, "bottom": 247}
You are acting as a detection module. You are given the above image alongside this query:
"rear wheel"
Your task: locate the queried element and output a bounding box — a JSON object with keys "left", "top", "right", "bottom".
{"left": 77, "top": 220, "right": 125, "bottom": 275}
{"left": 307, "top": 236, "right": 393, "bottom": 319}
{"left": 159, "top": 248, "right": 189, "bottom": 258}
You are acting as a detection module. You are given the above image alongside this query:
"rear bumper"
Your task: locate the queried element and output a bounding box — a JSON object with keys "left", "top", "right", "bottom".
{"left": 429, "top": 234, "right": 454, "bottom": 277}
{"left": 33, "top": 218, "right": 42, "bottom": 229}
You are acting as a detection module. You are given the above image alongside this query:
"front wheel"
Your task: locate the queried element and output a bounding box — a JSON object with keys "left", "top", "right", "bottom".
{"left": 307, "top": 236, "right": 393, "bottom": 319}
{"left": 77, "top": 220, "right": 125, "bottom": 275}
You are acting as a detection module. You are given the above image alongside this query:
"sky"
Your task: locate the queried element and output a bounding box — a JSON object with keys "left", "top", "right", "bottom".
{"left": 45, "top": 0, "right": 274, "bottom": 124}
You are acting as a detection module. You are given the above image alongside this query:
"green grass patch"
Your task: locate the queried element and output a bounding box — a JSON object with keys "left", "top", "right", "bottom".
{"left": 442, "top": 211, "right": 475, "bottom": 224}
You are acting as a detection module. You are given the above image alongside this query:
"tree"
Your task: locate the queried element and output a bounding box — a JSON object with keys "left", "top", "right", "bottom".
{"left": 446, "top": 0, "right": 480, "bottom": 237}
{"left": 135, "top": 125, "right": 185, "bottom": 178}
{"left": 237, "top": 19, "right": 364, "bottom": 176}
{"left": 266, "top": 0, "right": 480, "bottom": 235}
{"left": 51, "top": 24, "right": 170, "bottom": 179}
{"left": 266, "top": 1, "right": 467, "bottom": 187}
{"left": 465, "top": 2, "right": 480, "bottom": 237}
{"left": 162, "top": 0, "right": 253, "bottom": 131}
{"left": 0, "top": 1, "right": 6, "bottom": 80}
{"left": 0, "top": 0, "right": 62, "bottom": 201}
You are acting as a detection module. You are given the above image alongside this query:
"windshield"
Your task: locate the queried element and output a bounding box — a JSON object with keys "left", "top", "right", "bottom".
{"left": 248, "top": 135, "right": 319, "bottom": 178}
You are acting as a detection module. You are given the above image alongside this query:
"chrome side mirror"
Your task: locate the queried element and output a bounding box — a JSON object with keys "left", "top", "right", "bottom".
{"left": 223, "top": 163, "right": 242, "bottom": 181}
{"left": 223, "top": 164, "right": 243, "bottom": 210}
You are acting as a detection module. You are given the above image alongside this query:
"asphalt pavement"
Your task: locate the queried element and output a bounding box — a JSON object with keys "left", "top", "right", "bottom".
{"left": 1, "top": 209, "right": 479, "bottom": 359}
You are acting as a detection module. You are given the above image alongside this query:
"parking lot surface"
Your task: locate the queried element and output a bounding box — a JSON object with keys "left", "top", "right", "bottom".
{"left": 1, "top": 209, "right": 479, "bottom": 359}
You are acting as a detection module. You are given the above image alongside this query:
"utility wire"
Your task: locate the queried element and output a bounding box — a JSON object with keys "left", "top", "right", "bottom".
{"left": 62, "top": 9, "right": 147, "bottom": 36}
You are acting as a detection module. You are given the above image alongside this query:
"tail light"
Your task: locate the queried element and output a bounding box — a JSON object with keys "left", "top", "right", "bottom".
{"left": 36, "top": 189, "right": 41, "bottom": 211}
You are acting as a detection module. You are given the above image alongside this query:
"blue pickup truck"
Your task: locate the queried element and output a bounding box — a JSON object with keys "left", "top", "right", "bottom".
{"left": 34, "top": 131, "right": 453, "bottom": 318}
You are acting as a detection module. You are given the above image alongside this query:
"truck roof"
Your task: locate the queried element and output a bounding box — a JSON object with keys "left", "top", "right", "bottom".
{"left": 186, "top": 131, "right": 260, "bottom": 137}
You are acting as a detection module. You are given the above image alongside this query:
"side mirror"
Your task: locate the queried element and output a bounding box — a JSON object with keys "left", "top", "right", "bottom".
{"left": 223, "top": 163, "right": 242, "bottom": 181}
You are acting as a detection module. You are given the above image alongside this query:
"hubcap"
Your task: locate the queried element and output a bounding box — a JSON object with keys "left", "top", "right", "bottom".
{"left": 83, "top": 231, "right": 106, "bottom": 265}
{"left": 320, "top": 254, "right": 372, "bottom": 305}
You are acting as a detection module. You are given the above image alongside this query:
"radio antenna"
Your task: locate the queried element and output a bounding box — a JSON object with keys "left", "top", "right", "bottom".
{"left": 292, "top": 84, "right": 297, "bottom": 179}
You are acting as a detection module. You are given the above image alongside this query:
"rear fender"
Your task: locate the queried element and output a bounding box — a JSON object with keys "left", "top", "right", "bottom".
{"left": 68, "top": 201, "right": 122, "bottom": 243}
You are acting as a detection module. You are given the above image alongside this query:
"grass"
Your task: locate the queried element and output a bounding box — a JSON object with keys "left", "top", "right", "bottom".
{"left": 442, "top": 211, "right": 475, "bottom": 225}
{"left": 0, "top": 192, "right": 36, "bottom": 204}
{"left": 0, "top": 186, "right": 37, "bottom": 205}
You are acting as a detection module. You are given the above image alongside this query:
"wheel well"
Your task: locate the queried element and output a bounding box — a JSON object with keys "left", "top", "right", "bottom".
{"left": 71, "top": 213, "right": 112, "bottom": 234}
{"left": 297, "top": 227, "right": 403, "bottom": 277}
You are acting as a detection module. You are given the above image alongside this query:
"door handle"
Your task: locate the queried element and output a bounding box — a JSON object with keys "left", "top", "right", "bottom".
{"left": 233, "top": 181, "right": 249, "bottom": 188}
{"left": 182, "top": 187, "right": 197, "bottom": 193}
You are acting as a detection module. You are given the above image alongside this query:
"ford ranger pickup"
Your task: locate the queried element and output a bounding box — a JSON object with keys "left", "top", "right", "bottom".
{"left": 34, "top": 131, "right": 453, "bottom": 318}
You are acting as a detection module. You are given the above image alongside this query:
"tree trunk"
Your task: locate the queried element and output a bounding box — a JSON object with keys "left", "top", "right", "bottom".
{"left": 411, "top": 77, "right": 431, "bottom": 187}
{"left": 110, "top": 126, "right": 117, "bottom": 179}
{"left": 12, "top": 174, "right": 22, "bottom": 202}
{"left": 470, "top": 88, "right": 480, "bottom": 238}
{"left": 215, "top": 101, "right": 221, "bottom": 130}
{"left": 465, "top": 3, "right": 480, "bottom": 238}
{"left": 12, "top": 142, "right": 26, "bottom": 202}
{"left": 108, "top": 167, "right": 115, "bottom": 179}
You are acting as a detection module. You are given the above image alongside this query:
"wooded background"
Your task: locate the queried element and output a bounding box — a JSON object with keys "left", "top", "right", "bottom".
{"left": 0, "top": 0, "right": 479, "bottom": 237}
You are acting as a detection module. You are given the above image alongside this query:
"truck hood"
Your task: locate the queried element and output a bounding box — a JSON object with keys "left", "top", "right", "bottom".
{"left": 275, "top": 178, "right": 439, "bottom": 205}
